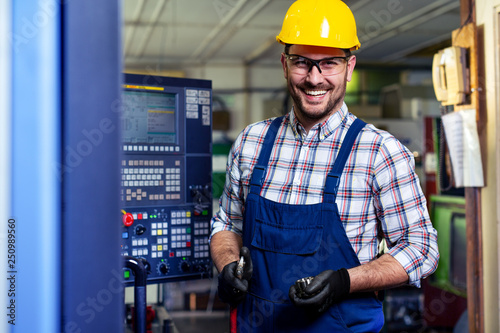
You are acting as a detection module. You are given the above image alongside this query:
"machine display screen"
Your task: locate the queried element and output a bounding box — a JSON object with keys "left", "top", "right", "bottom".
{"left": 122, "top": 90, "right": 177, "bottom": 145}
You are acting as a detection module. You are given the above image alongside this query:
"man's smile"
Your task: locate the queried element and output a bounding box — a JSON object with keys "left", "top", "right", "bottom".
{"left": 304, "top": 89, "right": 328, "bottom": 97}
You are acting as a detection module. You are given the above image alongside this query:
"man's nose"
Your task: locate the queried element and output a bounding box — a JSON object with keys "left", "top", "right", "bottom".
{"left": 305, "top": 64, "right": 325, "bottom": 85}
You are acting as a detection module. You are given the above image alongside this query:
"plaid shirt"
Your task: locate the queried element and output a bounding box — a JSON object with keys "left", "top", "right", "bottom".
{"left": 211, "top": 103, "right": 439, "bottom": 287}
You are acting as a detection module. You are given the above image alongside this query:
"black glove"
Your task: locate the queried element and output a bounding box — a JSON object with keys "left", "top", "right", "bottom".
{"left": 217, "top": 247, "right": 253, "bottom": 307}
{"left": 289, "top": 268, "right": 350, "bottom": 313}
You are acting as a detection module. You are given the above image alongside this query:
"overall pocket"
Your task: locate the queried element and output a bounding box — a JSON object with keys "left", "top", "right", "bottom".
{"left": 251, "top": 219, "right": 323, "bottom": 255}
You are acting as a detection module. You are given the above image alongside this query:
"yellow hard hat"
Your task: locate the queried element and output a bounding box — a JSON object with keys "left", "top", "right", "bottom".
{"left": 276, "top": 0, "right": 360, "bottom": 51}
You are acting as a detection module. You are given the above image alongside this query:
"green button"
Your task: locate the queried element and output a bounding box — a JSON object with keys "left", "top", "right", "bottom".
{"left": 124, "top": 270, "right": 130, "bottom": 279}
{"left": 202, "top": 210, "right": 208, "bottom": 216}
{"left": 186, "top": 227, "right": 191, "bottom": 233}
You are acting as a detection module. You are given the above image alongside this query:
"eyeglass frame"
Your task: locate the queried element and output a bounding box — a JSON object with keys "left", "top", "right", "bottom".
{"left": 283, "top": 53, "right": 352, "bottom": 76}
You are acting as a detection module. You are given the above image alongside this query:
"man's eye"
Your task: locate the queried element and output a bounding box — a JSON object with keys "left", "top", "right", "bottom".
{"left": 322, "top": 59, "right": 342, "bottom": 67}
{"left": 292, "top": 58, "right": 309, "bottom": 67}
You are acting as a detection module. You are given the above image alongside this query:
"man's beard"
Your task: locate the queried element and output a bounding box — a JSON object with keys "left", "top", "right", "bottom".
{"left": 288, "top": 72, "right": 348, "bottom": 123}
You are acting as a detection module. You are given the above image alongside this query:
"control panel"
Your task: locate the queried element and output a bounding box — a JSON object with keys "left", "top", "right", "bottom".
{"left": 120, "top": 74, "right": 212, "bottom": 285}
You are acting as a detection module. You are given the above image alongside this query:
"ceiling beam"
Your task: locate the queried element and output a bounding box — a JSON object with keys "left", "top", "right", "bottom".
{"left": 358, "top": 0, "right": 459, "bottom": 51}
{"left": 202, "top": 0, "right": 272, "bottom": 61}
{"left": 380, "top": 32, "right": 452, "bottom": 63}
{"left": 132, "top": 0, "right": 169, "bottom": 58}
{"left": 244, "top": 37, "right": 276, "bottom": 65}
{"left": 190, "top": 0, "right": 249, "bottom": 59}
{"left": 349, "top": 0, "right": 373, "bottom": 11}
{"left": 124, "top": 0, "right": 146, "bottom": 55}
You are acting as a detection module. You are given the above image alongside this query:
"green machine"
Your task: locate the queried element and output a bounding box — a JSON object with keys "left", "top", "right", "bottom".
{"left": 429, "top": 195, "right": 467, "bottom": 297}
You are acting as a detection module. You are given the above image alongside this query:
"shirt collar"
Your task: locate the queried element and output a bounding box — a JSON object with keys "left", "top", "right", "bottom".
{"left": 288, "top": 102, "right": 349, "bottom": 142}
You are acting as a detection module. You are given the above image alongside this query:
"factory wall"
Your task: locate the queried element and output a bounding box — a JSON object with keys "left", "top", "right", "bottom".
{"left": 475, "top": 1, "right": 500, "bottom": 332}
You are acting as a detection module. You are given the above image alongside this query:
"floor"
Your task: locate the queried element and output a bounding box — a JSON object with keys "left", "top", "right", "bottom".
{"left": 125, "top": 309, "right": 230, "bottom": 333}
{"left": 130, "top": 309, "right": 458, "bottom": 333}
{"left": 169, "top": 310, "right": 230, "bottom": 333}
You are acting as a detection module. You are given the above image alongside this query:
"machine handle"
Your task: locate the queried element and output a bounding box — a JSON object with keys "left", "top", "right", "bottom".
{"left": 124, "top": 256, "right": 148, "bottom": 333}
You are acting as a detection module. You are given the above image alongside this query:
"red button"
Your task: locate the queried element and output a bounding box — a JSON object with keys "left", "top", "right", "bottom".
{"left": 122, "top": 213, "right": 134, "bottom": 227}
{"left": 169, "top": 252, "right": 175, "bottom": 257}
{"left": 186, "top": 242, "right": 191, "bottom": 248}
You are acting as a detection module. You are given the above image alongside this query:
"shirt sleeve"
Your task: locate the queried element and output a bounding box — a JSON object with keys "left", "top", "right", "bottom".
{"left": 373, "top": 136, "right": 440, "bottom": 287}
{"left": 210, "top": 132, "right": 246, "bottom": 240}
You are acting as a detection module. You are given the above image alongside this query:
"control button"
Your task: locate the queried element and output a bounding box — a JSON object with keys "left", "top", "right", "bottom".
{"left": 124, "top": 270, "right": 131, "bottom": 279}
{"left": 122, "top": 232, "right": 129, "bottom": 239}
{"left": 122, "top": 213, "right": 134, "bottom": 227}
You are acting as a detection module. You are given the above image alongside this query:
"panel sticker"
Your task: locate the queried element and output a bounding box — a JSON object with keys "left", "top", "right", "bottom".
{"left": 186, "top": 96, "right": 198, "bottom": 104}
{"left": 199, "top": 90, "right": 210, "bottom": 98}
{"left": 185, "top": 89, "right": 210, "bottom": 123}
{"left": 202, "top": 105, "right": 210, "bottom": 126}
{"left": 199, "top": 98, "right": 210, "bottom": 105}
{"left": 186, "top": 89, "right": 198, "bottom": 97}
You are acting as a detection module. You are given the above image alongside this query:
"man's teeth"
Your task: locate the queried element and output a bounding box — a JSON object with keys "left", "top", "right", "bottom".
{"left": 305, "top": 90, "right": 327, "bottom": 96}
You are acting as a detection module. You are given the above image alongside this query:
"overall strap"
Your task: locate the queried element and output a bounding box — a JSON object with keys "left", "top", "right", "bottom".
{"left": 249, "top": 116, "right": 284, "bottom": 195}
{"left": 324, "top": 118, "right": 366, "bottom": 203}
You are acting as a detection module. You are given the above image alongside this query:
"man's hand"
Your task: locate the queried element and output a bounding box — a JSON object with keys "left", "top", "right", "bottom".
{"left": 217, "top": 247, "right": 253, "bottom": 307}
{"left": 289, "top": 268, "right": 350, "bottom": 313}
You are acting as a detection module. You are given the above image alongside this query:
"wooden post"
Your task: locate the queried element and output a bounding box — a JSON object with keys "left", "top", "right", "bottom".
{"left": 453, "top": 1, "right": 485, "bottom": 331}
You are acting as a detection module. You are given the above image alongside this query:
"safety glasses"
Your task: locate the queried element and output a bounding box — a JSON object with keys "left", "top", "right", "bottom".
{"left": 285, "top": 53, "right": 350, "bottom": 76}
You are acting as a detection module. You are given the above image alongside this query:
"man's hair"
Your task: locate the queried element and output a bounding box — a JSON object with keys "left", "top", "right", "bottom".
{"left": 284, "top": 44, "right": 352, "bottom": 57}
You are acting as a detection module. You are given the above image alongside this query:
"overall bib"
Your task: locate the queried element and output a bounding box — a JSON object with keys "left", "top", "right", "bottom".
{"left": 237, "top": 117, "right": 384, "bottom": 332}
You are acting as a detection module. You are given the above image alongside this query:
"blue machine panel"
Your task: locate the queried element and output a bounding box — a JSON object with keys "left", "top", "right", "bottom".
{"left": 121, "top": 74, "right": 212, "bottom": 285}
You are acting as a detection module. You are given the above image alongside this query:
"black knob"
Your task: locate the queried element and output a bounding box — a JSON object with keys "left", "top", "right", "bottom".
{"left": 159, "top": 263, "right": 169, "bottom": 275}
{"left": 180, "top": 261, "right": 191, "bottom": 272}
{"left": 135, "top": 224, "right": 146, "bottom": 235}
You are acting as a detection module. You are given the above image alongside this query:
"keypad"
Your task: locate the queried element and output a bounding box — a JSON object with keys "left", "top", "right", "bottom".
{"left": 121, "top": 159, "right": 182, "bottom": 202}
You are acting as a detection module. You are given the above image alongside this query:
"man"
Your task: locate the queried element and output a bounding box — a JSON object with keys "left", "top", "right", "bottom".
{"left": 210, "top": 0, "right": 439, "bottom": 332}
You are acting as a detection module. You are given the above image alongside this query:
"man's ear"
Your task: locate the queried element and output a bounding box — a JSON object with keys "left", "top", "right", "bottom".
{"left": 346, "top": 55, "right": 356, "bottom": 82}
{"left": 280, "top": 53, "right": 288, "bottom": 80}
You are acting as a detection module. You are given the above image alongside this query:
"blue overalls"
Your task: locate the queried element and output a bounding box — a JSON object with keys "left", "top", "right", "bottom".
{"left": 237, "top": 117, "right": 384, "bottom": 332}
